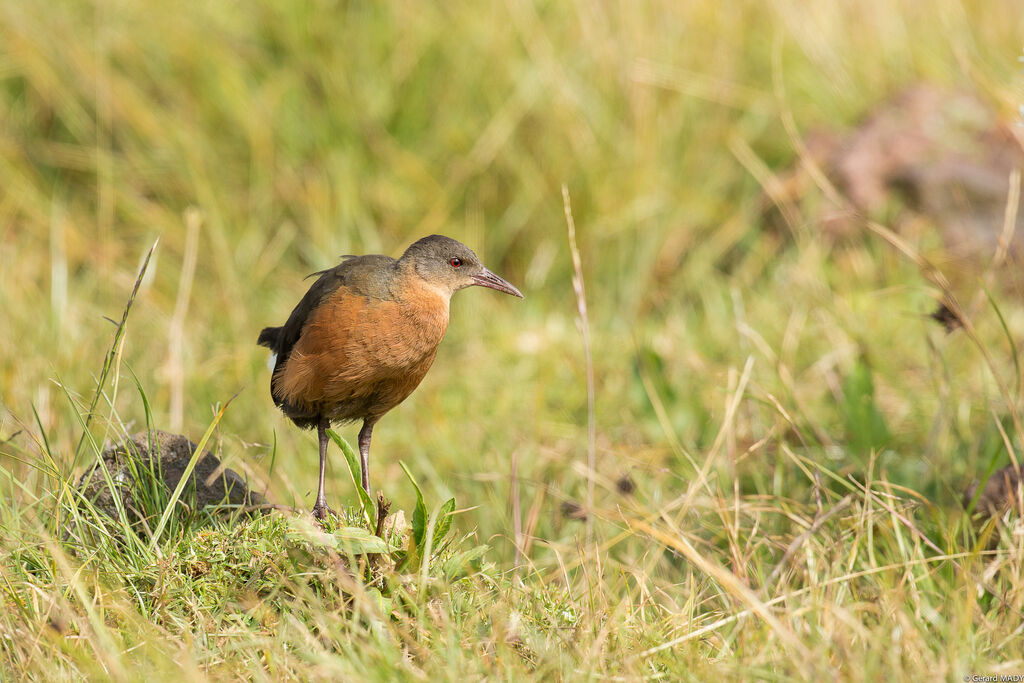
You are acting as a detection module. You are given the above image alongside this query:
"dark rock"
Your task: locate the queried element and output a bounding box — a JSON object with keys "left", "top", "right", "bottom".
{"left": 76, "top": 430, "right": 267, "bottom": 522}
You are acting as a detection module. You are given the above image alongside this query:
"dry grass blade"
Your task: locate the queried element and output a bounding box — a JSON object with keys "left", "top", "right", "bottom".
{"left": 562, "top": 185, "right": 596, "bottom": 516}
{"left": 637, "top": 551, "right": 983, "bottom": 657}
{"left": 627, "top": 517, "right": 813, "bottom": 666}
{"left": 166, "top": 211, "right": 201, "bottom": 432}
{"left": 765, "top": 494, "right": 853, "bottom": 590}
{"left": 510, "top": 447, "right": 523, "bottom": 570}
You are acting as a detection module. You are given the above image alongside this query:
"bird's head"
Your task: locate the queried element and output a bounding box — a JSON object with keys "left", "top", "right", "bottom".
{"left": 400, "top": 235, "right": 524, "bottom": 300}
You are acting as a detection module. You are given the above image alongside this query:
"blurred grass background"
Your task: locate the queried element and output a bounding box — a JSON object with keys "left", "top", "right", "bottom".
{"left": 2, "top": 0, "right": 1024, "bottom": 678}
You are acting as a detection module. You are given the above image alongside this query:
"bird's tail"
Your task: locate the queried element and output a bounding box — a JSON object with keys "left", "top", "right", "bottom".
{"left": 257, "top": 326, "right": 281, "bottom": 350}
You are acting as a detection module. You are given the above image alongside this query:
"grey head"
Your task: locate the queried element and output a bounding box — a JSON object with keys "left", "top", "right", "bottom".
{"left": 399, "top": 235, "right": 524, "bottom": 299}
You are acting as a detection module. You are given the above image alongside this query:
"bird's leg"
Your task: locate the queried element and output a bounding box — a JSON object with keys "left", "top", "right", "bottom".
{"left": 312, "top": 416, "right": 332, "bottom": 520}
{"left": 358, "top": 420, "right": 375, "bottom": 493}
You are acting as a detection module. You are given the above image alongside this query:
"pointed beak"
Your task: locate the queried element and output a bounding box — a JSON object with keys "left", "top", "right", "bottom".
{"left": 471, "top": 268, "right": 524, "bottom": 298}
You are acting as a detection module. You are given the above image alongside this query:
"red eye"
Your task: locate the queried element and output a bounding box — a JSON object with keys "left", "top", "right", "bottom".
{"left": 449, "top": 257, "right": 462, "bottom": 268}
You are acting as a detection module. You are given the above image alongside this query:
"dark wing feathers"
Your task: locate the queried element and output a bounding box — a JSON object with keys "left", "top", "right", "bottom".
{"left": 261, "top": 269, "right": 346, "bottom": 358}
{"left": 257, "top": 326, "right": 281, "bottom": 349}
{"left": 256, "top": 254, "right": 400, "bottom": 408}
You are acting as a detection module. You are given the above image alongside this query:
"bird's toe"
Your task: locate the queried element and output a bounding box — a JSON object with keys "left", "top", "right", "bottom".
{"left": 311, "top": 503, "right": 337, "bottom": 522}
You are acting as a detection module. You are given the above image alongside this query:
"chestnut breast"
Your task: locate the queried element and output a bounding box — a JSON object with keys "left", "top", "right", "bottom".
{"left": 272, "top": 276, "right": 450, "bottom": 423}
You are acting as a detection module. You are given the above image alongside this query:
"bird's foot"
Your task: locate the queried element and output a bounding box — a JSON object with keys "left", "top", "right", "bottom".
{"left": 311, "top": 503, "right": 337, "bottom": 522}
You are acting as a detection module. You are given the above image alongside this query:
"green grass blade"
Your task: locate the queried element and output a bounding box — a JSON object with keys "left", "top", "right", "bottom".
{"left": 983, "top": 284, "right": 1021, "bottom": 400}
{"left": 148, "top": 393, "right": 237, "bottom": 552}
{"left": 73, "top": 239, "right": 159, "bottom": 466}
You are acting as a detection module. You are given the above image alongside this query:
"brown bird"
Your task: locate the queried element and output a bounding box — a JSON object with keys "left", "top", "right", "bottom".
{"left": 258, "top": 235, "right": 523, "bottom": 519}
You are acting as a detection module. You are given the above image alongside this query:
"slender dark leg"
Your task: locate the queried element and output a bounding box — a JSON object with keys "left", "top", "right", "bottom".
{"left": 358, "top": 420, "right": 375, "bottom": 493}
{"left": 312, "top": 416, "right": 331, "bottom": 519}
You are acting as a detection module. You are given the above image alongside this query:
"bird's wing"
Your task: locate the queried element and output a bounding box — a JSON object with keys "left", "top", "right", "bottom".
{"left": 269, "top": 255, "right": 397, "bottom": 377}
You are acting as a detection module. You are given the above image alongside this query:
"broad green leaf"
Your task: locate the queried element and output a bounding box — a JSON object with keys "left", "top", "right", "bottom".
{"left": 400, "top": 461, "right": 427, "bottom": 548}
{"left": 328, "top": 429, "right": 375, "bottom": 528}
{"left": 366, "top": 587, "right": 393, "bottom": 616}
{"left": 442, "top": 544, "right": 490, "bottom": 580}
{"left": 331, "top": 526, "right": 389, "bottom": 555}
{"left": 287, "top": 519, "right": 388, "bottom": 555}
{"left": 431, "top": 497, "right": 456, "bottom": 547}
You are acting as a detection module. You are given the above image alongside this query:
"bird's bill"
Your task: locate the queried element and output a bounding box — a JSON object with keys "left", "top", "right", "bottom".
{"left": 471, "top": 268, "right": 524, "bottom": 298}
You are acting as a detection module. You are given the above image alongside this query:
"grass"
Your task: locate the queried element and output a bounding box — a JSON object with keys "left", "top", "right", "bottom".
{"left": 2, "top": 0, "right": 1024, "bottom": 679}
